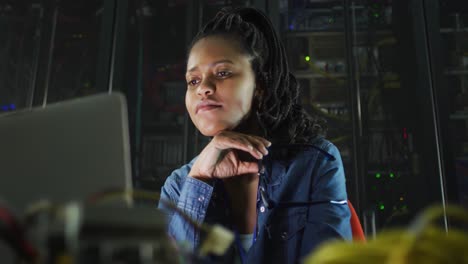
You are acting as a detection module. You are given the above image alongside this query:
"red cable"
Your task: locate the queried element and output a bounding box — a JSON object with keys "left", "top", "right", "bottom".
{"left": 0, "top": 207, "right": 39, "bottom": 260}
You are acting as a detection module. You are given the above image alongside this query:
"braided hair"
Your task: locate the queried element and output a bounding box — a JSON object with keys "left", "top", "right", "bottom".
{"left": 189, "top": 7, "right": 326, "bottom": 144}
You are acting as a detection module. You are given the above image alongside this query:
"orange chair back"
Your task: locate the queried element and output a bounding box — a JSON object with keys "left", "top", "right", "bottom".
{"left": 348, "top": 200, "right": 366, "bottom": 241}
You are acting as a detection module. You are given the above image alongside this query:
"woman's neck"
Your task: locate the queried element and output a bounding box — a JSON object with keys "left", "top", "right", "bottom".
{"left": 234, "top": 111, "right": 264, "bottom": 136}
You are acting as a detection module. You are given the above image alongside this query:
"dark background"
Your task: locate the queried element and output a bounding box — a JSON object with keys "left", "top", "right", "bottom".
{"left": 1, "top": 0, "right": 467, "bottom": 234}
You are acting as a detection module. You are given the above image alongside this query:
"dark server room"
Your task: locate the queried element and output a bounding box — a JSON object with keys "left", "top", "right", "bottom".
{"left": 0, "top": 0, "right": 467, "bottom": 263}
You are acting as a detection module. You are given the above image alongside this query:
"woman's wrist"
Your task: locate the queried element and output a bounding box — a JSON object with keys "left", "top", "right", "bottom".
{"left": 188, "top": 170, "right": 212, "bottom": 182}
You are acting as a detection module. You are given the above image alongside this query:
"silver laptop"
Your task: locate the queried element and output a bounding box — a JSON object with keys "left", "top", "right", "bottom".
{"left": 0, "top": 92, "right": 133, "bottom": 213}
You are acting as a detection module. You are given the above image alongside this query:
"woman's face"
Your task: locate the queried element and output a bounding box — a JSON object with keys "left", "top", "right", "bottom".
{"left": 185, "top": 36, "right": 257, "bottom": 136}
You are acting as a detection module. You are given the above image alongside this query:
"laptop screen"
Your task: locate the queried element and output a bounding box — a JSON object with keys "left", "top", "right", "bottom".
{"left": 0, "top": 92, "right": 133, "bottom": 213}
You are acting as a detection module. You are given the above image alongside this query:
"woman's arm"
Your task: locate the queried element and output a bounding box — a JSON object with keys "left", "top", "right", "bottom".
{"left": 302, "top": 141, "right": 352, "bottom": 255}
{"left": 158, "top": 131, "right": 270, "bottom": 250}
{"left": 158, "top": 160, "right": 214, "bottom": 250}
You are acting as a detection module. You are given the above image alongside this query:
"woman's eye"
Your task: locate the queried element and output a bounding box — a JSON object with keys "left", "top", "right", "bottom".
{"left": 187, "top": 79, "right": 200, "bottom": 86}
{"left": 216, "top": 71, "right": 231, "bottom": 77}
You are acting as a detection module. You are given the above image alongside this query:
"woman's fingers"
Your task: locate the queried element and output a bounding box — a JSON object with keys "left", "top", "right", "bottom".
{"left": 237, "top": 136, "right": 266, "bottom": 159}
{"left": 214, "top": 132, "right": 270, "bottom": 159}
{"left": 237, "top": 159, "right": 259, "bottom": 175}
{"left": 236, "top": 136, "right": 265, "bottom": 159}
{"left": 247, "top": 135, "right": 270, "bottom": 155}
{"left": 190, "top": 131, "right": 271, "bottom": 179}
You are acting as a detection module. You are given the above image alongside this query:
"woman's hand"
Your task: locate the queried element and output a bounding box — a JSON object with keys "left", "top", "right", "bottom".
{"left": 188, "top": 131, "right": 271, "bottom": 180}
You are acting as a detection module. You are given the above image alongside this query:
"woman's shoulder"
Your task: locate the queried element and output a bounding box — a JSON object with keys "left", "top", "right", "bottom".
{"left": 282, "top": 136, "right": 340, "bottom": 161}
{"left": 308, "top": 136, "right": 340, "bottom": 158}
{"left": 269, "top": 137, "right": 339, "bottom": 163}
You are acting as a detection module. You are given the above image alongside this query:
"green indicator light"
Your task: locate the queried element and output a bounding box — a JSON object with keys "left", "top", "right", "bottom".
{"left": 379, "top": 204, "right": 385, "bottom": 210}
{"left": 374, "top": 13, "right": 380, "bottom": 18}
{"left": 375, "top": 173, "right": 381, "bottom": 179}
{"left": 389, "top": 172, "right": 395, "bottom": 178}
{"left": 305, "top": 56, "right": 310, "bottom": 62}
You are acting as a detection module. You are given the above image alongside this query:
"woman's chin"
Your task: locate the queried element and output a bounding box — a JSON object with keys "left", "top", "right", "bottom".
{"left": 197, "top": 124, "right": 237, "bottom": 137}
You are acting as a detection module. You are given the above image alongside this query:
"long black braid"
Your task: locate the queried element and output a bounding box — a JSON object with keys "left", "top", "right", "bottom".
{"left": 189, "top": 7, "right": 327, "bottom": 144}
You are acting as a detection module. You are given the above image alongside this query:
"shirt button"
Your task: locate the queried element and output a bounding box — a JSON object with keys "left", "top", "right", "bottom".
{"left": 198, "top": 196, "right": 205, "bottom": 202}
{"left": 281, "top": 232, "right": 288, "bottom": 240}
{"left": 260, "top": 206, "right": 265, "bottom": 213}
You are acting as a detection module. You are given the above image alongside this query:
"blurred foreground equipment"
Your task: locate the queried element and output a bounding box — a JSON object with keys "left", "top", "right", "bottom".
{"left": 1, "top": 189, "right": 235, "bottom": 264}
{"left": 304, "top": 205, "right": 468, "bottom": 264}
{"left": 25, "top": 203, "right": 178, "bottom": 264}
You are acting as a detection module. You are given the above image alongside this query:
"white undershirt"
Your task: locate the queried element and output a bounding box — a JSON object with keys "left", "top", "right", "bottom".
{"left": 238, "top": 233, "right": 254, "bottom": 252}
{"left": 235, "top": 233, "right": 254, "bottom": 264}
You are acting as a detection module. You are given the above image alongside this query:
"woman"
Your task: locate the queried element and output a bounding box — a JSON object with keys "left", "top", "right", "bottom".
{"left": 158, "top": 7, "right": 352, "bottom": 263}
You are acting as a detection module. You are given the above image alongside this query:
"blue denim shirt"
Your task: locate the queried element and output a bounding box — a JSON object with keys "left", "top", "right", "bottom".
{"left": 158, "top": 137, "right": 352, "bottom": 263}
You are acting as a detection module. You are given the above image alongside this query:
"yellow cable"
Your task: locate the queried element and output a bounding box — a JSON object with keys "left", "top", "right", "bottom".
{"left": 304, "top": 205, "right": 468, "bottom": 264}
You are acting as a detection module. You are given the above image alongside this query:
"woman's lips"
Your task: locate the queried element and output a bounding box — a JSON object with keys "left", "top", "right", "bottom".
{"left": 196, "top": 100, "right": 222, "bottom": 114}
{"left": 197, "top": 105, "right": 222, "bottom": 113}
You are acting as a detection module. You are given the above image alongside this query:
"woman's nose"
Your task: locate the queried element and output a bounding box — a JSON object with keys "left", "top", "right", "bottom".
{"left": 197, "top": 79, "right": 215, "bottom": 97}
